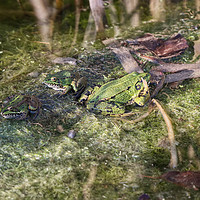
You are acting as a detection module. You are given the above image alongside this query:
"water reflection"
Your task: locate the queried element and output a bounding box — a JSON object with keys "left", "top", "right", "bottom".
{"left": 0, "top": 1, "right": 200, "bottom": 199}
{"left": 150, "top": 0, "right": 166, "bottom": 21}
{"left": 26, "top": 0, "right": 199, "bottom": 48}
{"left": 123, "top": 0, "right": 140, "bottom": 27}
{"left": 196, "top": 0, "right": 200, "bottom": 19}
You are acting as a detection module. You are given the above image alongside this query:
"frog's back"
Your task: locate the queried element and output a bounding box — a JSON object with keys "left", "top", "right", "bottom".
{"left": 90, "top": 72, "right": 149, "bottom": 102}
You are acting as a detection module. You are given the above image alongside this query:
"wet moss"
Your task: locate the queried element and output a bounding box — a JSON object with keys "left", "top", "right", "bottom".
{"left": 0, "top": 1, "right": 200, "bottom": 199}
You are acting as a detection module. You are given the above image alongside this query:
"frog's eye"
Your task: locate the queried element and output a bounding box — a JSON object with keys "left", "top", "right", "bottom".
{"left": 135, "top": 81, "right": 142, "bottom": 90}
{"left": 51, "top": 77, "right": 57, "bottom": 82}
{"left": 135, "top": 84, "right": 141, "bottom": 90}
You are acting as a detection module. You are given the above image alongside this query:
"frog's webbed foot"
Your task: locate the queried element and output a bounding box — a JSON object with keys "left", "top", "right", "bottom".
{"left": 78, "top": 86, "right": 94, "bottom": 104}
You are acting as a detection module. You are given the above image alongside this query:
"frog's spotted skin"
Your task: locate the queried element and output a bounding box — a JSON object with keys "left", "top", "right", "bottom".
{"left": 79, "top": 72, "right": 150, "bottom": 116}
{"left": 1, "top": 95, "right": 41, "bottom": 120}
{"left": 44, "top": 70, "right": 87, "bottom": 96}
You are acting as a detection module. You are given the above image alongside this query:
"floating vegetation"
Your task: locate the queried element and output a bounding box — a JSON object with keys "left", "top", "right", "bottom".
{"left": 0, "top": 0, "right": 200, "bottom": 199}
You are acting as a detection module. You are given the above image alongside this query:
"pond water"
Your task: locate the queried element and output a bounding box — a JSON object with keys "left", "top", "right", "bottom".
{"left": 0, "top": 0, "right": 200, "bottom": 199}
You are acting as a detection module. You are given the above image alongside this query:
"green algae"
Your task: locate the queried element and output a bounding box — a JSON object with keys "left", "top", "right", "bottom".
{"left": 0, "top": 1, "right": 200, "bottom": 199}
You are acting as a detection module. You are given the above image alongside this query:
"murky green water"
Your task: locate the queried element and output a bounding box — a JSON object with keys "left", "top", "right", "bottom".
{"left": 0, "top": 0, "right": 200, "bottom": 199}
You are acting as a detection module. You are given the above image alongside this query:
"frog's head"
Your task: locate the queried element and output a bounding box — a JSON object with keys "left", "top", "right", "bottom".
{"left": 43, "top": 71, "right": 72, "bottom": 91}
{"left": 1, "top": 95, "right": 41, "bottom": 120}
{"left": 1, "top": 105, "right": 28, "bottom": 119}
{"left": 134, "top": 73, "right": 151, "bottom": 106}
{"left": 1, "top": 95, "right": 28, "bottom": 119}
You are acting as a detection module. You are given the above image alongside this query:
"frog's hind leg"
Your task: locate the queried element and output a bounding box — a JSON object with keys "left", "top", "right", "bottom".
{"left": 87, "top": 101, "right": 125, "bottom": 116}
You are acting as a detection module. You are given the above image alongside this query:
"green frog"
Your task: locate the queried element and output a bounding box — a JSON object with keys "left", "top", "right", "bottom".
{"left": 79, "top": 72, "right": 151, "bottom": 116}
{"left": 1, "top": 95, "right": 41, "bottom": 120}
{"left": 43, "top": 70, "right": 87, "bottom": 96}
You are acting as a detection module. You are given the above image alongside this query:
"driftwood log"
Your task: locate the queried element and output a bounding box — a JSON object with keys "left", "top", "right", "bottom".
{"left": 104, "top": 34, "right": 200, "bottom": 83}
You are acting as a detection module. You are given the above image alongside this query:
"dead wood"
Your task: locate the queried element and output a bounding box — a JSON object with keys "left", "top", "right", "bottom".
{"left": 124, "top": 33, "right": 188, "bottom": 59}
{"left": 106, "top": 35, "right": 200, "bottom": 84}
{"left": 165, "top": 69, "right": 200, "bottom": 83}
{"left": 111, "top": 47, "right": 143, "bottom": 73}
{"left": 152, "top": 63, "right": 200, "bottom": 73}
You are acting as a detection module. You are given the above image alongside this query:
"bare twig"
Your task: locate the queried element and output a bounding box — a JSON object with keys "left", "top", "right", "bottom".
{"left": 152, "top": 99, "right": 178, "bottom": 168}
{"left": 17, "top": 0, "right": 25, "bottom": 11}
{"left": 67, "top": 0, "right": 81, "bottom": 53}
{"left": 73, "top": 0, "right": 81, "bottom": 45}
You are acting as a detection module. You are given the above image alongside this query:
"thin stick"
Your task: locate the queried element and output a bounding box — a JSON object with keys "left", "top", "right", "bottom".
{"left": 152, "top": 99, "right": 178, "bottom": 168}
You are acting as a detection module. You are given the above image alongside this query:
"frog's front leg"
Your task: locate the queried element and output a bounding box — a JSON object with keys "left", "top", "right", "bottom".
{"left": 62, "top": 85, "right": 73, "bottom": 95}
{"left": 87, "top": 101, "right": 125, "bottom": 116}
{"left": 79, "top": 86, "right": 100, "bottom": 103}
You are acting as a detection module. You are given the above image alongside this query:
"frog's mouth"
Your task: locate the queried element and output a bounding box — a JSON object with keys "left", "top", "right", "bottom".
{"left": 43, "top": 82, "right": 65, "bottom": 91}
{"left": 1, "top": 110, "right": 27, "bottom": 119}
{"left": 139, "top": 87, "right": 149, "bottom": 97}
{"left": 138, "top": 89, "right": 146, "bottom": 97}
